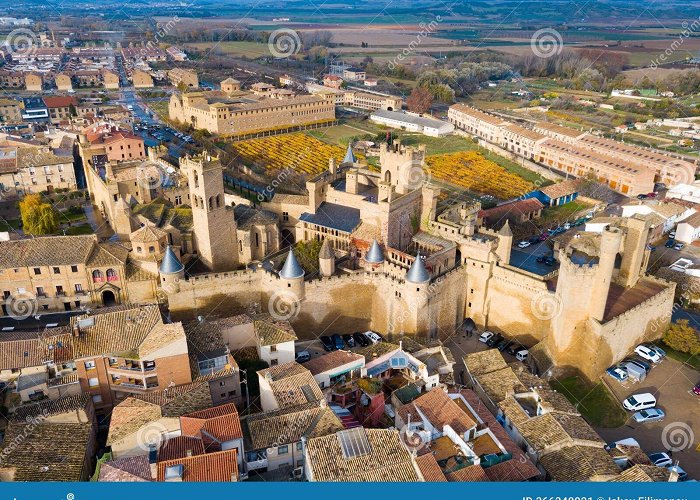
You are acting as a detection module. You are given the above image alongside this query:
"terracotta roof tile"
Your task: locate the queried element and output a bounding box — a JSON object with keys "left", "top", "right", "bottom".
{"left": 415, "top": 453, "right": 447, "bottom": 482}
{"left": 157, "top": 449, "right": 238, "bottom": 482}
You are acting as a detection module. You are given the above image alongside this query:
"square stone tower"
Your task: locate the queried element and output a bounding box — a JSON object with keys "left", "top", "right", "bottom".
{"left": 183, "top": 152, "right": 238, "bottom": 271}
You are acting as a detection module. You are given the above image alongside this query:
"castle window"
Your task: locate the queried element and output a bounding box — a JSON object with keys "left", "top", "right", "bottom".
{"left": 149, "top": 246, "right": 155, "bottom": 253}
{"left": 137, "top": 247, "right": 142, "bottom": 253}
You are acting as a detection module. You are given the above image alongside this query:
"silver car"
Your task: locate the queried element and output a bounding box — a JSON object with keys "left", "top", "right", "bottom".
{"left": 632, "top": 408, "right": 665, "bottom": 423}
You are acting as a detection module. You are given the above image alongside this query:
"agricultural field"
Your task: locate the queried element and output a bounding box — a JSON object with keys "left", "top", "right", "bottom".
{"left": 230, "top": 133, "right": 360, "bottom": 176}
{"left": 426, "top": 151, "right": 534, "bottom": 199}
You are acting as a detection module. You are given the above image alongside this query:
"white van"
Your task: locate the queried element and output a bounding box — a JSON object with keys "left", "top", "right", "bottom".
{"left": 623, "top": 393, "right": 656, "bottom": 411}
{"left": 515, "top": 350, "right": 529, "bottom": 362}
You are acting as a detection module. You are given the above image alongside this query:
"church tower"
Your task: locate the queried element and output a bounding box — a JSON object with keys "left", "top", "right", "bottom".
{"left": 183, "top": 151, "right": 238, "bottom": 271}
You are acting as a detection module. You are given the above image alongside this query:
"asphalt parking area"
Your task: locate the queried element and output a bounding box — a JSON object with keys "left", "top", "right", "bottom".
{"left": 596, "top": 357, "right": 700, "bottom": 478}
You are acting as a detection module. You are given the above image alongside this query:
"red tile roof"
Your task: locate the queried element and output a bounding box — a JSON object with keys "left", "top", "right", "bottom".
{"left": 480, "top": 198, "right": 544, "bottom": 225}
{"left": 445, "top": 464, "right": 490, "bottom": 482}
{"left": 414, "top": 453, "right": 447, "bottom": 482}
{"left": 397, "top": 388, "right": 476, "bottom": 436}
{"left": 180, "top": 403, "right": 243, "bottom": 452}
{"left": 158, "top": 435, "right": 205, "bottom": 462}
{"left": 43, "top": 96, "right": 78, "bottom": 109}
{"left": 157, "top": 449, "right": 238, "bottom": 482}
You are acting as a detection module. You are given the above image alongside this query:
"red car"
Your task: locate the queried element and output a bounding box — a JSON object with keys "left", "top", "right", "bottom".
{"left": 693, "top": 383, "right": 700, "bottom": 396}
{"left": 647, "top": 192, "right": 658, "bottom": 198}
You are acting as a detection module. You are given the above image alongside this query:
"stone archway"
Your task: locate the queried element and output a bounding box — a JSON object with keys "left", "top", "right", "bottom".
{"left": 101, "top": 290, "right": 117, "bottom": 307}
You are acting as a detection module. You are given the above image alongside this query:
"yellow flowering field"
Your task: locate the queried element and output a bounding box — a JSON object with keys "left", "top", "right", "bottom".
{"left": 426, "top": 151, "right": 534, "bottom": 199}
{"left": 230, "top": 133, "right": 359, "bottom": 175}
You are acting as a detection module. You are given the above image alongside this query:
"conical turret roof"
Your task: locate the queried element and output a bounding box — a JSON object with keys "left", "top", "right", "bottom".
{"left": 365, "top": 240, "right": 384, "bottom": 263}
{"left": 160, "top": 245, "right": 184, "bottom": 274}
{"left": 405, "top": 252, "right": 430, "bottom": 283}
{"left": 342, "top": 143, "right": 356, "bottom": 164}
{"left": 498, "top": 219, "right": 512, "bottom": 237}
{"left": 279, "top": 249, "right": 305, "bottom": 279}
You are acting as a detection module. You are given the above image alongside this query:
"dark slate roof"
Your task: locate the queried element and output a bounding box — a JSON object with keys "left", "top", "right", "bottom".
{"left": 233, "top": 204, "right": 278, "bottom": 230}
{"left": 279, "top": 250, "right": 305, "bottom": 279}
{"left": 160, "top": 245, "right": 184, "bottom": 274}
{"left": 365, "top": 239, "right": 384, "bottom": 263}
{"left": 343, "top": 143, "right": 356, "bottom": 164}
{"left": 406, "top": 253, "right": 430, "bottom": 283}
{"left": 299, "top": 202, "right": 361, "bottom": 233}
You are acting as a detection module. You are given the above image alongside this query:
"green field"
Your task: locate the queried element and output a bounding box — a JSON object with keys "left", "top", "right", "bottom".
{"left": 550, "top": 376, "right": 628, "bottom": 428}
{"left": 184, "top": 41, "right": 273, "bottom": 59}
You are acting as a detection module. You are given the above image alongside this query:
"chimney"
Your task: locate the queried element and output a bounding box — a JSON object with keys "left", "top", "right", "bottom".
{"left": 148, "top": 444, "right": 158, "bottom": 479}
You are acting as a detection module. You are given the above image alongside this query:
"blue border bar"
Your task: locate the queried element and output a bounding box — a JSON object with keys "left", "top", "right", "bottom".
{"left": 0, "top": 482, "right": 697, "bottom": 499}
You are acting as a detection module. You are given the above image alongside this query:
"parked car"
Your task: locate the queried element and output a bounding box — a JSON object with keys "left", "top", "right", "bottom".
{"left": 500, "top": 340, "right": 515, "bottom": 352}
{"left": 495, "top": 338, "right": 509, "bottom": 351}
{"left": 635, "top": 344, "right": 664, "bottom": 363}
{"left": 320, "top": 336, "right": 334, "bottom": 351}
{"left": 528, "top": 236, "right": 540, "bottom": 244}
{"left": 637, "top": 194, "right": 648, "bottom": 199}
{"left": 331, "top": 334, "right": 344, "bottom": 350}
{"left": 295, "top": 351, "right": 310, "bottom": 363}
{"left": 543, "top": 256, "right": 556, "bottom": 266}
{"left": 647, "top": 192, "right": 657, "bottom": 198}
{"left": 505, "top": 342, "right": 525, "bottom": 356}
{"left": 694, "top": 382, "right": 700, "bottom": 396}
{"left": 342, "top": 334, "right": 355, "bottom": 348}
{"left": 478, "top": 331, "right": 495, "bottom": 343}
{"left": 623, "top": 393, "right": 657, "bottom": 411}
{"left": 669, "top": 230, "right": 676, "bottom": 238}
{"left": 632, "top": 408, "right": 665, "bottom": 423}
{"left": 486, "top": 333, "right": 504, "bottom": 348}
{"left": 648, "top": 452, "right": 673, "bottom": 468}
{"left": 606, "top": 365, "right": 628, "bottom": 382}
{"left": 646, "top": 244, "right": 657, "bottom": 252}
{"left": 353, "top": 332, "right": 370, "bottom": 347}
{"left": 515, "top": 350, "right": 529, "bottom": 362}
{"left": 645, "top": 344, "right": 666, "bottom": 358}
{"left": 517, "top": 240, "right": 531, "bottom": 248}
{"left": 536, "top": 255, "right": 546, "bottom": 263}
{"left": 665, "top": 239, "right": 676, "bottom": 248}
{"left": 363, "top": 331, "right": 383, "bottom": 344}
{"left": 674, "top": 242, "right": 685, "bottom": 251}
{"left": 622, "top": 357, "right": 651, "bottom": 373}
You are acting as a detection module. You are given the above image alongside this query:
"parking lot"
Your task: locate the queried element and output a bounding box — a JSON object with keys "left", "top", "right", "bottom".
{"left": 598, "top": 357, "right": 700, "bottom": 478}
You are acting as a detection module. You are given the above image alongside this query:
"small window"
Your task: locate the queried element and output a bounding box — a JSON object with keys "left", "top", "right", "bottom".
{"left": 88, "top": 377, "right": 99, "bottom": 387}
{"left": 92, "top": 394, "right": 102, "bottom": 404}
{"left": 278, "top": 445, "right": 288, "bottom": 455}
{"left": 53, "top": 267, "right": 60, "bottom": 274}
{"left": 71, "top": 265, "right": 78, "bottom": 273}
{"left": 296, "top": 442, "right": 303, "bottom": 451}
{"left": 33, "top": 268, "right": 41, "bottom": 275}
{"left": 84, "top": 360, "right": 96, "bottom": 370}
{"left": 219, "top": 381, "right": 226, "bottom": 387}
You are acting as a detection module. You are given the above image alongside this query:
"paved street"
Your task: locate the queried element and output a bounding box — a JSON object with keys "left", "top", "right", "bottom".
{"left": 596, "top": 358, "right": 700, "bottom": 478}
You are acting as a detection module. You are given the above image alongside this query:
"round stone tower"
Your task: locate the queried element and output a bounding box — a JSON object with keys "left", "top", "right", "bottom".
{"left": 278, "top": 249, "right": 306, "bottom": 300}
{"left": 159, "top": 245, "right": 185, "bottom": 294}
{"left": 361, "top": 239, "right": 385, "bottom": 272}
{"left": 318, "top": 239, "right": 335, "bottom": 277}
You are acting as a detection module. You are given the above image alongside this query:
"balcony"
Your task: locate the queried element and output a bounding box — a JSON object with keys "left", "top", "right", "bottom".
{"left": 108, "top": 364, "right": 156, "bottom": 376}
{"left": 111, "top": 381, "right": 159, "bottom": 392}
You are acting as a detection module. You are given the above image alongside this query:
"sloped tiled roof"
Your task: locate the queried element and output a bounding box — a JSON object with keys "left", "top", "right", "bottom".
{"left": 180, "top": 403, "right": 242, "bottom": 451}
{"left": 305, "top": 428, "right": 420, "bottom": 482}
{"left": 539, "top": 445, "right": 620, "bottom": 482}
{"left": 258, "top": 362, "right": 323, "bottom": 408}
{"left": 414, "top": 453, "right": 447, "bottom": 482}
{"left": 99, "top": 455, "right": 152, "bottom": 482}
{"left": 0, "top": 235, "right": 97, "bottom": 267}
{"left": 254, "top": 318, "right": 297, "bottom": 346}
{"left": 0, "top": 422, "right": 93, "bottom": 481}
{"left": 397, "top": 388, "right": 476, "bottom": 436}
{"left": 304, "top": 350, "right": 364, "bottom": 376}
{"left": 243, "top": 402, "right": 342, "bottom": 450}
{"left": 611, "top": 464, "right": 674, "bottom": 482}
{"left": 106, "top": 397, "right": 162, "bottom": 445}
{"left": 158, "top": 435, "right": 206, "bottom": 461}
{"left": 463, "top": 350, "right": 508, "bottom": 377}
{"left": 156, "top": 449, "right": 238, "bottom": 482}
{"left": 12, "top": 393, "right": 91, "bottom": 422}
{"left": 134, "top": 381, "right": 213, "bottom": 417}
{"left": 445, "top": 464, "right": 489, "bottom": 482}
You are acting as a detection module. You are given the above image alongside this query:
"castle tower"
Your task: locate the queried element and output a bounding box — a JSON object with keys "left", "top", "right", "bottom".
{"left": 495, "top": 220, "right": 513, "bottom": 265}
{"left": 159, "top": 245, "right": 185, "bottom": 294}
{"left": 590, "top": 227, "right": 623, "bottom": 322}
{"left": 185, "top": 152, "right": 238, "bottom": 271}
{"left": 618, "top": 215, "right": 651, "bottom": 288}
{"left": 279, "top": 249, "right": 305, "bottom": 300}
{"left": 318, "top": 239, "right": 335, "bottom": 277}
{"left": 112, "top": 198, "right": 136, "bottom": 241}
{"left": 220, "top": 78, "right": 241, "bottom": 94}
{"left": 403, "top": 253, "right": 432, "bottom": 336}
{"left": 361, "top": 239, "right": 385, "bottom": 272}
{"left": 379, "top": 140, "right": 427, "bottom": 195}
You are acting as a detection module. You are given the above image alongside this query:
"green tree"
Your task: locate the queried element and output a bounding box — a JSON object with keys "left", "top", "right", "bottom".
{"left": 19, "top": 194, "right": 59, "bottom": 235}
{"left": 663, "top": 320, "right": 700, "bottom": 355}
{"left": 294, "top": 239, "right": 322, "bottom": 273}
